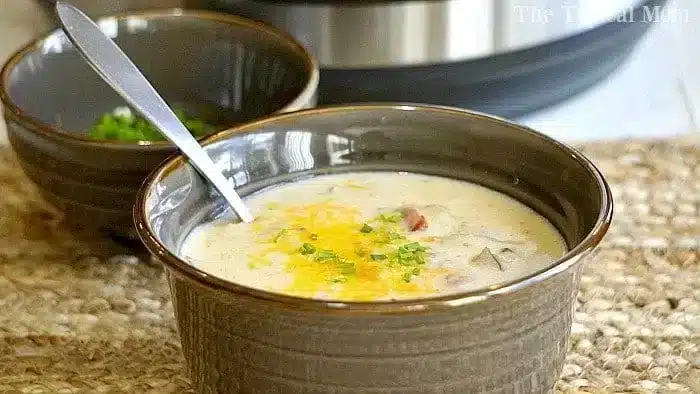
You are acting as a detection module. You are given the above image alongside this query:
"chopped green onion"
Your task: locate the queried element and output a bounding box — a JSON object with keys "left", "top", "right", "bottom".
{"left": 273, "top": 229, "right": 288, "bottom": 243}
{"left": 379, "top": 211, "right": 403, "bottom": 223}
{"left": 398, "top": 252, "right": 414, "bottom": 262}
{"left": 354, "top": 247, "right": 368, "bottom": 257}
{"left": 399, "top": 242, "right": 426, "bottom": 253}
{"left": 339, "top": 261, "right": 356, "bottom": 275}
{"left": 315, "top": 250, "right": 336, "bottom": 261}
{"left": 388, "top": 231, "right": 405, "bottom": 241}
{"left": 87, "top": 106, "right": 215, "bottom": 141}
{"left": 402, "top": 272, "right": 413, "bottom": 283}
{"left": 370, "top": 253, "right": 387, "bottom": 261}
{"left": 300, "top": 243, "right": 316, "bottom": 255}
{"left": 309, "top": 233, "right": 319, "bottom": 240}
{"left": 374, "top": 230, "right": 405, "bottom": 245}
{"left": 360, "top": 223, "right": 373, "bottom": 233}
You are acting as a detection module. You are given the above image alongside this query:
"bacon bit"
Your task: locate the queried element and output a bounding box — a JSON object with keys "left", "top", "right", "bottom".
{"left": 402, "top": 207, "right": 428, "bottom": 232}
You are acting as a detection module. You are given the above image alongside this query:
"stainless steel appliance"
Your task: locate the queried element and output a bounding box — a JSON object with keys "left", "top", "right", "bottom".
{"left": 38, "top": 0, "right": 191, "bottom": 19}
{"left": 201, "top": 0, "right": 667, "bottom": 117}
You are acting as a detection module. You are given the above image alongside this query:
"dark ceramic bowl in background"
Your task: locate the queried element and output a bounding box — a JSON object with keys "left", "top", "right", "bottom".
{"left": 0, "top": 9, "right": 318, "bottom": 239}
{"left": 135, "top": 103, "right": 613, "bottom": 393}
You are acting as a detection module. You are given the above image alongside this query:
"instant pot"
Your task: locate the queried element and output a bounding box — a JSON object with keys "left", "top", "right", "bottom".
{"left": 40, "top": 0, "right": 667, "bottom": 118}
{"left": 200, "top": 0, "right": 666, "bottom": 117}
{"left": 38, "top": 0, "right": 191, "bottom": 20}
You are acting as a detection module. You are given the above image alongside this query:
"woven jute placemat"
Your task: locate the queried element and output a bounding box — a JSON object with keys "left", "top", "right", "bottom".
{"left": 0, "top": 136, "right": 698, "bottom": 394}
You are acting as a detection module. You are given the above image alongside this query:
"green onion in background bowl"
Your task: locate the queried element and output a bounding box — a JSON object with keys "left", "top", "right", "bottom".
{"left": 88, "top": 106, "right": 216, "bottom": 141}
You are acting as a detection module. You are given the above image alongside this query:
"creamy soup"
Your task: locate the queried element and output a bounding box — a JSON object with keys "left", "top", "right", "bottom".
{"left": 181, "top": 172, "right": 567, "bottom": 301}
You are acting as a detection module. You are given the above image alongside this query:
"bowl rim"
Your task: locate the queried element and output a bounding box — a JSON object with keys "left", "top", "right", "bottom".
{"left": 134, "top": 103, "right": 614, "bottom": 315}
{"left": 0, "top": 8, "right": 319, "bottom": 151}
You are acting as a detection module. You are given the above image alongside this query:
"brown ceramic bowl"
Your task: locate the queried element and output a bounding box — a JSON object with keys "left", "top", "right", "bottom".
{"left": 0, "top": 9, "right": 318, "bottom": 238}
{"left": 135, "top": 103, "right": 613, "bottom": 393}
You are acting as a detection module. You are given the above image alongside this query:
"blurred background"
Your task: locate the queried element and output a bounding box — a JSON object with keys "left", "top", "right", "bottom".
{"left": 1, "top": 0, "right": 698, "bottom": 143}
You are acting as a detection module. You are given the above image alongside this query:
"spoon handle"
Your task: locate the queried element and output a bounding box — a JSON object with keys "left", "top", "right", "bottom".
{"left": 55, "top": 2, "right": 254, "bottom": 223}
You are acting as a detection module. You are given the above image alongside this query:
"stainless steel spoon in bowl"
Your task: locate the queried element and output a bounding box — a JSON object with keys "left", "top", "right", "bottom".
{"left": 54, "top": 1, "right": 255, "bottom": 223}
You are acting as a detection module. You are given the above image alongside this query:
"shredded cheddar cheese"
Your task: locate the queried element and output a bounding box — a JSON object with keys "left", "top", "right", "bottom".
{"left": 246, "top": 201, "right": 440, "bottom": 301}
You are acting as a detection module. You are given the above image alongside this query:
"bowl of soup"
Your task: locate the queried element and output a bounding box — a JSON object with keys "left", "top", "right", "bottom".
{"left": 0, "top": 9, "right": 318, "bottom": 238}
{"left": 135, "top": 103, "right": 613, "bottom": 393}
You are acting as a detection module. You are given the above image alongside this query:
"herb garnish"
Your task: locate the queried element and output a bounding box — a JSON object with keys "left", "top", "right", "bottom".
{"left": 354, "top": 246, "right": 368, "bottom": 257}
{"left": 394, "top": 242, "right": 429, "bottom": 282}
{"left": 315, "top": 250, "right": 337, "bottom": 261}
{"left": 388, "top": 230, "right": 406, "bottom": 241}
{"left": 300, "top": 243, "right": 316, "bottom": 255}
{"left": 402, "top": 267, "right": 422, "bottom": 282}
{"left": 273, "top": 229, "right": 288, "bottom": 243}
{"left": 400, "top": 242, "right": 426, "bottom": 252}
{"left": 293, "top": 209, "right": 432, "bottom": 285}
{"left": 338, "top": 260, "right": 357, "bottom": 275}
{"left": 378, "top": 211, "right": 403, "bottom": 223}
{"left": 88, "top": 106, "right": 215, "bottom": 141}
{"left": 373, "top": 228, "right": 406, "bottom": 244}
{"left": 298, "top": 246, "right": 358, "bottom": 283}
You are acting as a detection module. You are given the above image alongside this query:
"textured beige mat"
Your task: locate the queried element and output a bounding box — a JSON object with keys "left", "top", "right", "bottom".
{"left": 0, "top": 136, "right": 698, "bottom": 393}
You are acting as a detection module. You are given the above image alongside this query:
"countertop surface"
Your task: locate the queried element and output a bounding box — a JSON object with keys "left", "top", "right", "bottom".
{"left": 0, "top": 135, "right": 698, "bottom": 393}
{"left": 1, "top": 0, "right": 700, "bottom": 143}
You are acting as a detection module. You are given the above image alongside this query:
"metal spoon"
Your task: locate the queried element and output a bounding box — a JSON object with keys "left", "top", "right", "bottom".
{"left": 55, "top": 1, "right": 255, "bottom": 223}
